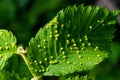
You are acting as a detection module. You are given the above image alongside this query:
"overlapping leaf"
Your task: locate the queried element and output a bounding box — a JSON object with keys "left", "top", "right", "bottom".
{"left": 0, "top": 30, "right": 17, "bottom": 70}
{"left": 64, "top": 75, "right": 88, "bottom": 80}
{"left": 28, "top": 5, "right": 118, "bottom": 76}
{"left": 0, "top": 70, "right": 29, "bottom": 80}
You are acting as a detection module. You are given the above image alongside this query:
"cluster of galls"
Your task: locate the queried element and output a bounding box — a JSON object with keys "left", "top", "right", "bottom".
{"left": 55, "top": 24, "right": 103, "bottom": 68}
{"left": 0, "top": 31, "right": 16, "bottom": 62}
{"left": 29, "top": 17, "right": 60, "bottom": 73}
{"left": 29, "top": 17, "right": 105, "bottom": 74}
{"left": 0, "top": 32, "right": 15, "bottom": 51}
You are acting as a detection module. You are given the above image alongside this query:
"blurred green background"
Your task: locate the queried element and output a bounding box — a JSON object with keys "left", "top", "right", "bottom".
{"left": 0, "top": 0, "right": 120, "bottom": 80}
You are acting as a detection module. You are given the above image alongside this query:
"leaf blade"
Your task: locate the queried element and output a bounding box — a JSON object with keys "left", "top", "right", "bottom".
{"left": 0, "top": 30, "right": 17, "bottom": 70}
{"left": 28, "top": 5, "right": 118, "bottom": 76}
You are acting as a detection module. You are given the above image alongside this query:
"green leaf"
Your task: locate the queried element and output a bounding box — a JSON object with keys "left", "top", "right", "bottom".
{"left": 5, "top": 54, "right": 32, "bottom": 79}
{"left": 0, "top": 29, "right": 17, "bottom": 70}
{"left": 43, "top": 48, "right": 108, "bottom": 76}
{"left": 79, "top": 75, "right": 88, "bottom": 80}
{"left": 62, "top": 75, "right": 88, "bottom": 80}
{"left": 0, "top": 70, "right": 29, "bottom": 80}
{"left": 0, "top": 70, "right": 15, "bottom": 80}
{"left": 65, "top": 75, "right": 80, "bottom": 80}
{"left": 28, "top": 5, "right": 118, "bottom": 76}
